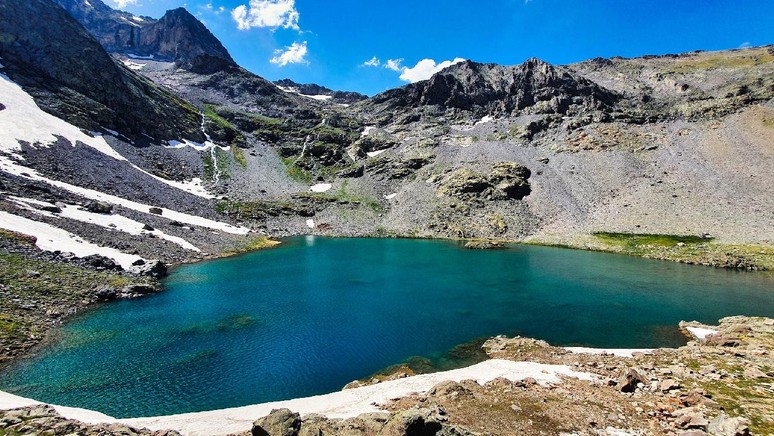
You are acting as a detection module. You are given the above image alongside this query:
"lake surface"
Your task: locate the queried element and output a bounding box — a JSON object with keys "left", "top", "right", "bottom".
{"left": 1, "top": 237, "right": 772, "bottom": 418}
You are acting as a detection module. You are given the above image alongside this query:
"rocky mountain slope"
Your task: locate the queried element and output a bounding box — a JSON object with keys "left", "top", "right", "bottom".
{"left": 274, "top": 78, "right": 369, "bottom": 105}
{"left": 54, "top": 0, "right": 236, "bottom": 73}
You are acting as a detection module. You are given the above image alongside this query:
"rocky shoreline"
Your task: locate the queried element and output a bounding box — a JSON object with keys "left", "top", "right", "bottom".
{"left": 0, "top": 316, "right": 771, "bottom": 435}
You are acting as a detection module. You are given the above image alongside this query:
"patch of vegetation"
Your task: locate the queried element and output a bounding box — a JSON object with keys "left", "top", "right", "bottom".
{"left": 280, "top": 156, "right": 313, "bottom": 183}
{"left": 301, "top": 182, "right": 383, "bottom": 212}
{"left": 202, "top": 104, "right": 247, "bottom": 148}
{"left": 593, "top": 232, "right": 710, "bottom": 247}
{"left": 668, "top": 49, "right": 774, "bottom": 73}
{"left": 231, "top": 144, "right": 247, "bottom": 168}
{"left": 585, "top": 232, "right": 774, "bottom": 270}
{"left": 203, "top": 148, "right": 232, "bottom": 182}
{"left": 0, "top": 251, "right": 140, "bottom": 357}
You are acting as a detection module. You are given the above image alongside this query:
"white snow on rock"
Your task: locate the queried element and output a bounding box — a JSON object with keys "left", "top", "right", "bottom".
{"left": 0, "top": 73, "right": 215, "bottom": 199}
{"left": 10, "top": 197, "right": 200, "bottom": 252}
{"left": 0, "top": 154, "right": 250, "bottom": 235}
{"left": 366, "top": 149, "right": 387, "bottom": 158}
{"left": 0, "top": 73, "right": 127, "bottom": 162}
{"left": 276, "top": 85, "right": 333, "bottom": 102}
{"left": 0, "top": 359, "right": 595, "bottom": 435}
{"left": 131, "top": 16, "right": 145, "bottom": 22}
{"left": 361, "top": 126, "right": 376, "bottom": 137}
{"left": 385, "top": 193, "right": 397, "bottom": 200}
{"left": 121, "top": 60, "right": 146, "bottom": 71}
{"left": 685, "top": 326, "right": 719, "bottom": 340}
{"left": 305, "top": 219, "right": 315, "bottom": 229}
{"left": 310, "top": 183, "right": 332, "bottom": 193}
{"left": 0, "top": 211, "right": 144, "bottom": 269}
{"left": 475, "top": 115, "right": 493, "bottom": 125}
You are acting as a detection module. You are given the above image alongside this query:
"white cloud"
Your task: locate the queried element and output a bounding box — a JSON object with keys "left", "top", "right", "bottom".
{"left": 270, "top": 41, "right": 309, "bottom": 66}
{"left": 232, "top": 0, "right": 300, "bottom": 31}
{"left": 362, "top": 56, "right": 380, "bottom": 67}
{"left": 398, "top": 57, "right": 466, "bottom": 83}
{"left": 384, "top": 58, "right": 403, "bottom": 72}
{"left": 112, "top": 0, "right": 138, "bottom": 8}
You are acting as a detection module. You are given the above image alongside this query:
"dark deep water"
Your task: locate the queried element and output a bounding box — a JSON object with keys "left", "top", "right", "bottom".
{"left": 1, "top": 237, "right": 772, "bottom": 418}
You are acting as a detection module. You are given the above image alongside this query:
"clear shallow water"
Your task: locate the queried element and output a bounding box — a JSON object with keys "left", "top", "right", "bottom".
{"left": 1, "top": 237, "right": 772, "bottom": 418}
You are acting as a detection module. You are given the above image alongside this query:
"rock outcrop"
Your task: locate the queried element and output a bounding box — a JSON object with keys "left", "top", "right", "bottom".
{"left": 368, "top": 58, "right": 618, "bottom": 117}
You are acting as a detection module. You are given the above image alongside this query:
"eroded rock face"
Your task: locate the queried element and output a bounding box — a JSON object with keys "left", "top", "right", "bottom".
{"left": 437, "top": 162, "right": 531, "bottom": 201}
{"left": 369, "top": 58, "right": 618, "bottom": 117}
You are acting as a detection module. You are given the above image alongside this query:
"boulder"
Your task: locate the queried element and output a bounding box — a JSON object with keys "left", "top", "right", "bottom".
{"left": 123, "top": 284, "right": 157, "bottom": 296}
{"left": 252, "top": 408, "right": 301, "bottom": 436}
{"left": 84, "top": 201, "right": 113, "bottom": 214}
{"left": 707, "top": 413, "right": 750, "bottom": 436}
{"left": 94, "top": 287, "right": 118, "bottom": 301}
{"left": 379, "top": 409, "right": 443, "bottom": 436}
{"left": 618, "top": 368, "right": 648, "bottom": 393}
{"left": 149, "top": 207, "right": 163, "bottom": 215}
{"left": 81, "top": 254, "right": 122, "bottom": 271}
{"left": 135, "top": 260, "right": 167, "bottom": 278}
{"left": 337, "top": 166, "right": 364, "bottom": 178}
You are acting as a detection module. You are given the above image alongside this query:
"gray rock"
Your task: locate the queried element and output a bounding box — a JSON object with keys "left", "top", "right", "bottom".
{"left": 84, "top": 201, "right": 113, "bottom": 214}
{"left": 379, "top": 409, "right": 443, "bottom": 436}
{"left": 135, "top": 260, "right": 167, "bottom": 278}
{"left": 94, "top": 287, "right": 118, "bottom": 301}
{"left": 707, "top": 413, "right": 750, "bottom": 436}
{"left": 252, "top": 408, "right": 301, "bottom": 436}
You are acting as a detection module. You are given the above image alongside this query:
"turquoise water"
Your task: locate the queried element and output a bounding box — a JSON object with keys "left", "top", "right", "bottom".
{"left": 1, "top": 237, "right": 772, "bottom": 418}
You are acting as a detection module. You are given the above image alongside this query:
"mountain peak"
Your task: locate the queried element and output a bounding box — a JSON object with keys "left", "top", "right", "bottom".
{"left": 141, "top": 7, "right": 236, "bottom": 73}
{"left": 53, "top": 0, "right": 236, "bottom": 73}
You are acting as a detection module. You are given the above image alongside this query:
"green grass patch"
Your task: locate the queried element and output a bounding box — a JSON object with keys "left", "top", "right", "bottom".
{"left": 280, "top": 157, "right": 312, "bottom": 183}
{"left": 593, "top": 232, "right": 710, "bottom": 248}
{"left": 203, "top": 104, "right": 236, "bottom": 131}
{"left": 231, "top": 145, "right": 247, "bottom": 168}
{"left": 668, "top": 49, "right": 774, "bottom": 73}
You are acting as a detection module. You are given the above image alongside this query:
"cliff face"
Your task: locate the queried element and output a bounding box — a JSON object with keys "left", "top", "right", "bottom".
{"left": 0, "top": 0, "right": 204, "bottom": 141}
{"left": 53, "top": 0, "right": 236, "bottom": 73}
{"left": 369, "top": 58, "right": 618, "bottom": 116}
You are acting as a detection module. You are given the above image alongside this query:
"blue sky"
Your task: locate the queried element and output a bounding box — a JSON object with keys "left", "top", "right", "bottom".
{"left": 111, "top": 0, "right": 774, "bottom": 95}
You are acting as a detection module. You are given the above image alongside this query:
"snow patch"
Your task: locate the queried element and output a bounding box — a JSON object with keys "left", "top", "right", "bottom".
{"left": 10, "top": 196, "right": 200, "bottom": 252}
{"left": 366, "top": 149, "right": 387, "bottom": 158}
{"left": 310, "top": 183, "right": 332, "bottom": 193}
{"left": 686, "top": 326, "right": 719, "bottom": 340}
{"left": 119, "top": 16, "right": 142, "bottom": 28}
{"left": 475, "top": 115, "right": 493, "bottom": 125}
{"left": 0, "top": 73, "right": 127, "bottom": 162}
{"left": 121, "top": 60, "right": 146, "bottom": 71}
{"left": 0, "top": 155, "right": 250, "bottom": 235}
{"left": 385, "top": 193, "right": 397, "bottom": 200}
{"left": 361, "top": 126, "right": 376, "bottom": 137}
{"left": 131, "top": 16, "right": 145, "bottom": 22}
{"left": 305, "top": 219, "right": 315, "bottom": 229}
{"left": 0, "top": 211, "right": 144, "bottom": 269}
{"left": 276, "top": 85, "right": 333, "bottom": 102}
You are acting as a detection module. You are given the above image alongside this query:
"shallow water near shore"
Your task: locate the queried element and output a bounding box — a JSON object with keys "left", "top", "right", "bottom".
{"left": 1, "top": 236, "right": 772, "bottom": 418}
